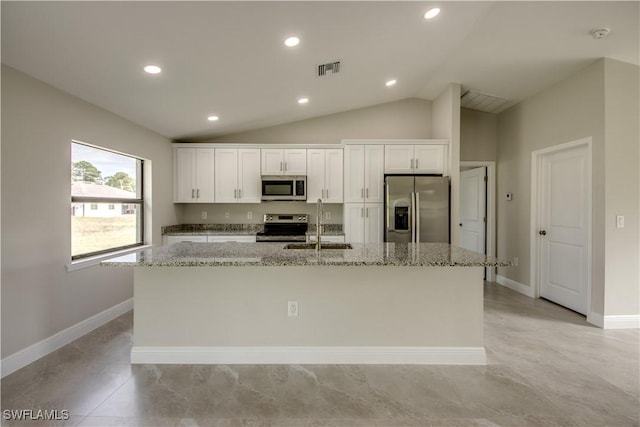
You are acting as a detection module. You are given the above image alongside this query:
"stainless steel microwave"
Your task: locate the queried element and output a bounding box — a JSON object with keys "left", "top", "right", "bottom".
{"left": 261, "top": 175, "right": 307, "bottom": 201}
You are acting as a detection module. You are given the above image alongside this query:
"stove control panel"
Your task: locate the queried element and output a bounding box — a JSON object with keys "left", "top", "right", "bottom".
{"left": 263, "top": 214, "right": 309, "bottom": 224}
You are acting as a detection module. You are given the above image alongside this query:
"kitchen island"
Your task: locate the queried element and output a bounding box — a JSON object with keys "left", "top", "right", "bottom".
{"left": 103, "top": 242, "right": 509, "bottom": 365}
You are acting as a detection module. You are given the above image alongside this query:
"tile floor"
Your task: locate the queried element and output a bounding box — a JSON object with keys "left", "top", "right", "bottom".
{"left": 1, "top": 282, "right": 638, "bottom": 427}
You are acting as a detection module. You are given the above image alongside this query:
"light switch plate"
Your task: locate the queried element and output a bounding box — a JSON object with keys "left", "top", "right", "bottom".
{"left": 616, "top": 215, "right": 625, "bottom": 228}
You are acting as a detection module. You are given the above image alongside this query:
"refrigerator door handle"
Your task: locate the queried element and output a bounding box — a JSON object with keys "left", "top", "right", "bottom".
{"left": 410, "top": 192, "right": 416, "bottom": 243}
{"left": 415, "top": 191, "right": 420, "bottom": 243}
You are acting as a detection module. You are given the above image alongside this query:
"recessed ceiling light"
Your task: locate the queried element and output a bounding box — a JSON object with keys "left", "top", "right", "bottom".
{"left": 298, "top": 97, "right": 309, "bottom": 104}
{"left": 386, "top": 79, "right": 397, "bottom": 87}
{"left": 284, "top": 36, "right": 300, "bottom": 47}
{"left": 424, "top": 7, "right": 440, "bottom": 20}
{"left": 207, "top": 115, "right": 219, "bottom": 122}
{"left": 143, "top": 65, "right": 162, "bottom": 74}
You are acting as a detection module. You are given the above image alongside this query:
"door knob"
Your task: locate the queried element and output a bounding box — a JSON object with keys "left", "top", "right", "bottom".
{"left": 539, "top": 230, "right": 547, "bottom": 236}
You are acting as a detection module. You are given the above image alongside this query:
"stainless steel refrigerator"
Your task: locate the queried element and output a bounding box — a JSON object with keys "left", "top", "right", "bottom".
{"left": 384, "top": 175, "right": 450, "bottom": 243}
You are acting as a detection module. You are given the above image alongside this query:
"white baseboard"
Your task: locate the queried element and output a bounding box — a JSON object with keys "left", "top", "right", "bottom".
{"left": 587, "top": 311, "right": 604, "bottom": 328}
{"left": 496, "top": 274, "right": 535, "bottom": 298}
{"left": 1, "top": 298, "right": 133, "bottom": 378}
{"left": 603, "top": 315, "right": 640, "bottom": 329}
{"left": 131, "top": 346, "right": 487, "bottom": 365}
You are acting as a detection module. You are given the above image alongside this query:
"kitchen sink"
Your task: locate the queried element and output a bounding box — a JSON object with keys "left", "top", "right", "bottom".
{"left": 284, "top": 243, "right": 353, "bottom": 250}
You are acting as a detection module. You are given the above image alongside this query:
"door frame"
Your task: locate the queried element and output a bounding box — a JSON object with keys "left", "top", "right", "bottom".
{"left": 460, "top": 161, "right": 495, "bottom": 282}
{"left": 530, "top": 137, "right": 592, "bottom": 312}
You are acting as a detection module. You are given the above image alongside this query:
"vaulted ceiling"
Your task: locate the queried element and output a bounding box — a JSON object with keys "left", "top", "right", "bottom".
{"left": 2, "top": 1, "right": 638, "bottom": 140}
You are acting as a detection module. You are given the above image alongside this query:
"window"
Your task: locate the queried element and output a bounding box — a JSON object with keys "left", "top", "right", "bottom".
{"left": 71, "top": 141, "right": 144, "bottom": 259}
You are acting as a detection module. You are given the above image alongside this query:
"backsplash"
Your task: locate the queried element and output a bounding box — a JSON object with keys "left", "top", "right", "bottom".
{"left": 176, "top": 202, "right": 344, "bottom": 225}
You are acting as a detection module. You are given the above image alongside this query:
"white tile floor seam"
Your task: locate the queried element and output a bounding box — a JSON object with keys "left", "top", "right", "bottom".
{"left": 2, "top": 282, "right": 639, "bottom": 427}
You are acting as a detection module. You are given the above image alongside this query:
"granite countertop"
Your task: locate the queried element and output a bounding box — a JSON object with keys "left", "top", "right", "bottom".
{"left": 162, "top": 223, "right": 345, "bottom": 237}
{"left": 102, "top": 242, "right": 511, "bottom": 268}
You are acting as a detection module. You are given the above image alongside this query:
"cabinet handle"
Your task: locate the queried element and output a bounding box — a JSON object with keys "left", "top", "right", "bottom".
{"left": 325, "top": 189, "right": 328, "bottom": 199}
{"left": 192, "top": 189, "right": 195, "bottom": 199}
{"left": 361, "top": 208, "right": 364, "bottom": 218}
{"left": 415, "top": 158, "right": 419, "bottom": 169}
{"left": 361, "top": 188, "right": 364, "bottom": 199}
{"left": 280, "top": 161, "right": 283, "bottom": 172}
{"left": 366, "top": 188, "right": 369, "bottom": 198}
{"left": 234, "top": 189, "right": 237, "bottom": 199}
{"left": 366, "top": 208, "right": 369, "bottom": 218}
{"left": 196, "top": 189, "right": 200, "bottom": 198}
{"left": 410, "top": 159, "right": 414, "bottom": 169}
{"left": 238, "top": 188, "right": 242, "bottom": 199}
{"left": 284, "top": 161, "right": 287, "bottom": 172}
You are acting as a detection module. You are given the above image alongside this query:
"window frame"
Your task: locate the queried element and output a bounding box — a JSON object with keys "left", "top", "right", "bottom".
{"left": 71, "top": 143, "right": 145, "bottom": 260}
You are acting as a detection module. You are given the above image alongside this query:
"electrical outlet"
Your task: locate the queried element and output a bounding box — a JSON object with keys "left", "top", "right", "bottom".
{"left": 287, "top": 301, "right": 298, "bottom": 317}
{"left": 513, "top": 257, "right": 519, "bottom": 266}
{"left": 201, "top": 211, "right": 207, "bottom": 220}
{"left": 247, "top": 211, "right": 253, "bottom": 220}
{"left": 616, "top": 215, "right": 625, "bottom": 228}
{"left": 225, "top": 212, "right": 230, "bottom": 219}
{"left": 325, "top": 211, "right": 331, "bottom": 220}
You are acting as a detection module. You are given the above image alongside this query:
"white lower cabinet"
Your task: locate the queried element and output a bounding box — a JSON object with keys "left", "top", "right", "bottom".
{"left": 164, "top": 235, "right": 208, "bottom": 245}
{"left": 307, "top": 234, "right": 346, "bottom": 243}
{"left": 207, "top": 235, "right": 256, "bottom": 243}
{"left": 164, "top": 234, "right": 257, "bottom": 245}
{"left": 343, "top": 203, "right": 383, "bottom": 243}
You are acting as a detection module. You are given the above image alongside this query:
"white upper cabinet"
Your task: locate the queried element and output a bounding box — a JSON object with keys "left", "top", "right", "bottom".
{"left": 174, "top": 147, "right": 215, "bottom": 203}
{"left": 414, "top": 145, "right": 447, "bottom": 174}
{"left": 306, "top": 148, "right": 343, "bottom": 203}
{"left": 384, "top": 144, "right": 447, "bottom": 175}
{"left": 261, "top": 148, "right": 306, "bottom": 175}
{"left": 344, "top": 145, "right": 384, "bottom": 203}
{"left": 237, "top": 149, "right": 262, "bottom": 202}
{"left": 215, "top": 148, "right": 261, "bottom": 203}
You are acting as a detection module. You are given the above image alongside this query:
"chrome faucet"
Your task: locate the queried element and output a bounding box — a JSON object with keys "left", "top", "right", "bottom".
{"left": 316, "top": 198, "right": 323, "bottom": 251}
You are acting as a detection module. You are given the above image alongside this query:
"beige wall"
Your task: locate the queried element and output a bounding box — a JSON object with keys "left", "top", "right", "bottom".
{"left": 1, "top": 66, "right": 178, "bottom": 358}
{"left": 603, "top": 59, "right": 640, "bottom": 316}
{"left": 432, "top": 84, "right": 462, "bottom": 246}
{"left": 460, "top": 108, "right": 497, "bottom": 162}
{"left": 200, "top": 98, "right": 432, "bottom": 144}
{"left": 497, "top": 58, "right": 640, "bottom": 317}
{"left": 177, "top": 202, "right": 343, "bottom": 226}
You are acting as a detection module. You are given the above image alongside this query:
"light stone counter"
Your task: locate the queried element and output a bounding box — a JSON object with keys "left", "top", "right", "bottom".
{"left": 103, "top": 242, "right": 509, "bottom": 267}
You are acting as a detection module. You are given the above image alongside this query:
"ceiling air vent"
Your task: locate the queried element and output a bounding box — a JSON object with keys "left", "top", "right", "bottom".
{"left": 317, "top": 61, "right": 341, "bottom": 77}
{"left": 461, "top": 89, "right": 510, "bottom": 114}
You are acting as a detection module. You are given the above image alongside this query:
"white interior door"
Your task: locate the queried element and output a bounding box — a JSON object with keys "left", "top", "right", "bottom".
{"left": 460, "top": 167, "right": 486, "bottom": 254}
{"left": 538, "top": 144, "right": 589, "bottom": 315}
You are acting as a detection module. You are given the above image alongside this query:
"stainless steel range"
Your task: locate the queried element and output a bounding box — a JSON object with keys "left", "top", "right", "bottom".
{"left": 256, "top": 214, "right": 308, "bottom": 242}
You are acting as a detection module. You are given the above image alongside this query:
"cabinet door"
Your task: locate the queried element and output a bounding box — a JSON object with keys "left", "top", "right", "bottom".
{"left": 283, "top": 149, "right": 307, "bottom": 175}
{"left": 324, "top": 149, "right": 343, "bottom": 203}
{"left": 384, "top": 145, "right": 414, "bottom": 173}
{"left": 208, "top": 235, "right": 257, "bottom": 243}
{"left": 214, "top": 149, "right": 238, "bottom": 203}
{"left": 174, "top": 148, "right": 196, "bottom": 202}
{"left": 165, "top": 235, "right": 208, "bottom": 245}
{"left": 364, "top": 145, "right": 384, "bottom": 203}
{"left": 261, "top": 149, "right": 283, "bottom": 175}
{"left": 195, "top": 148, "right": 215, "bottom": 203}
{"left": 344, "top": 145, "right": 365, "bottom": 202}
{"left": 364, "top": 203, "right": 384, "bottom": 243}
{"left": 343, "top": 203, "right": 365, "bottom": 243}
{"left": 306, "top": 149, "right": 325, "bottom": 202}
{"left": 414, "top": 145, "right": 446, "bottom": 174}
{"left": 237, "top": 149, "right": 261, "bottom": 202}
